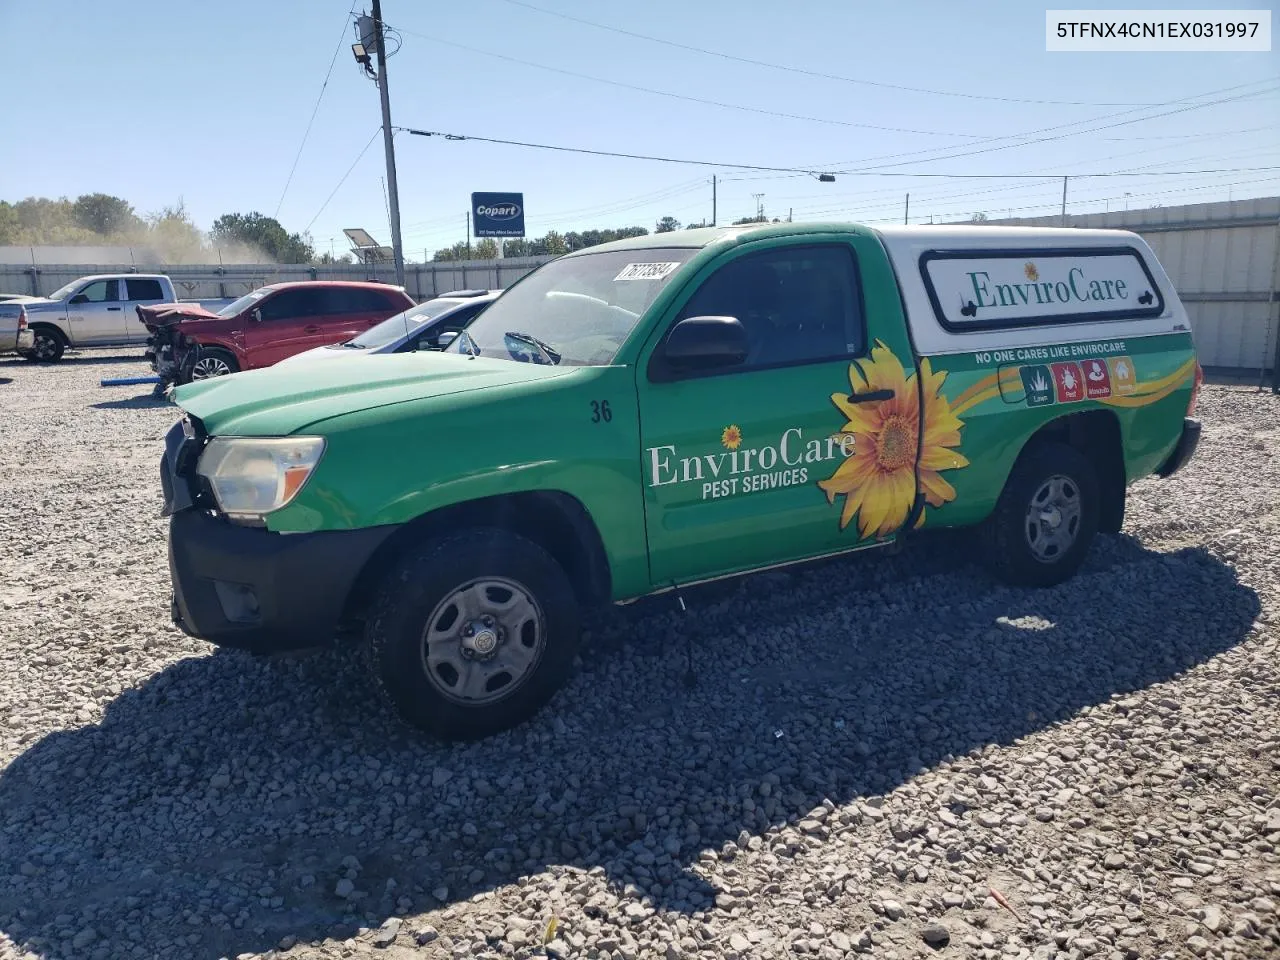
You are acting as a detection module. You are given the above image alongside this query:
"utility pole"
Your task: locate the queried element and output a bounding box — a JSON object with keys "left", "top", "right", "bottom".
{"left": 466, "top": 211, "right": 471, "bottom": 258}
{"left": 1060, "top": 176, "right": 1068, "bottom": 227}
{"left": 904, "top": 193, "right": 910, "bottom": 225}
{"left": 712, "top": 175, "right": 717, "bottom": 227}
{"left": 371, "top": 0, "right": 405, "bottom": 287}
{"left": 752, "top": 193, "right": 765, "bottom": 222}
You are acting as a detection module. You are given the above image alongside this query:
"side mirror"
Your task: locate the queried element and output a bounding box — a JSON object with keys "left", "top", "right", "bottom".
{"left": 434, "top": 330, "right": 459, "bottom": 349}
{"left": 251, "top": 308, "right": 262, "bottom": 323}
{"left": 661, "top": 315, "right": 748, "bottom": 372}
{"left": 69, "top": 294, "right": 88, "bottom": 305}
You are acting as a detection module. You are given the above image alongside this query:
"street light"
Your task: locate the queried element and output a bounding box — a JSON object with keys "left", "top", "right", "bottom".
{"left": 351, "top": 42, "right": 370, "bottom": 66}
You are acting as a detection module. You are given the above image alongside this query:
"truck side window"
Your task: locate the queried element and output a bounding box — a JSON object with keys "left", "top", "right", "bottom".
{"left": 675, "top": 245, "right": 864, "bottom": 371}
{"left": 127, "top": 278, "right": 165, "bottom": 300}
{"left": 78, "top": 279, "right": 121, "bottom": 303}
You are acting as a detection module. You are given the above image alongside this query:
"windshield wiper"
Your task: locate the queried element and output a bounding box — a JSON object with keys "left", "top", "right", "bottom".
{"left": 456, "top": 329, "right": 481, "bottom": 357}
{"left": 340, "top": 340, "right": 366, "bottom": 348}
{"left": 504, "top": 330, "right": 561, "bottom": 365}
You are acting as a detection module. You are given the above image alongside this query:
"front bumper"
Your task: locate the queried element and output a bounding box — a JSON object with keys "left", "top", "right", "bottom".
{"left": 1155, "top": 417, "right": 1201, "bottom": 478}
{"left": 167, "top": 510, "right": 397, "bottom": 654}
{"left": 159, "top": 419, "right": 398, "bottom": 653}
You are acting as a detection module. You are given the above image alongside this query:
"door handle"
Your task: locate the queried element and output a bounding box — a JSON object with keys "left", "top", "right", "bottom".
{"left": 304, "top": 324, "right": 320, "bottom": 333}
{"left": 107, "top": 306, "right": 122, "bottom": 311}
{"left": 846, "top": 388, "right": 894, "bottom": 403}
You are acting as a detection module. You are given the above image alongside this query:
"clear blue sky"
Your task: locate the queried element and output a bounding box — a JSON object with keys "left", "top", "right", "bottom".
{"left": 1, "top": 0, "right": 1276, "bottom": 261}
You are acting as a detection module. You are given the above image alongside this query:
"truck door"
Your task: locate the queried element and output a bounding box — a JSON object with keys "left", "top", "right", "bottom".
{"left": 636, "top": 236, "right": 922, "bottom": 586}
{"left": 122, "top": 276, "right": 169, "bottom": 343}
{"left": 66, "top": 278, "right": 125, "bottom": 345}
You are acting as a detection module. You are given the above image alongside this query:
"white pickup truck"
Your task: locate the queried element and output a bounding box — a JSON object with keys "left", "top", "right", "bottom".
{"left": 11, "top": 273, "right": 181, "bottom": 362}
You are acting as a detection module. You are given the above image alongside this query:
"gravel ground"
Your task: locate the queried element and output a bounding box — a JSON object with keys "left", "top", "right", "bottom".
{"left": 0, "top": 351, "right": 1277, "bottom": 960}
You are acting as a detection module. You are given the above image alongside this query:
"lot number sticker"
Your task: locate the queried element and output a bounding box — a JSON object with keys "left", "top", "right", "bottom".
{"left": 615, "top": 262, "right": 681, "bottom": 281}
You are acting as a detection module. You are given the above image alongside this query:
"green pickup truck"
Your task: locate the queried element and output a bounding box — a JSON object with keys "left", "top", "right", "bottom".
{"left": 159, "top": 222, "right": 1202, "bottom": 739}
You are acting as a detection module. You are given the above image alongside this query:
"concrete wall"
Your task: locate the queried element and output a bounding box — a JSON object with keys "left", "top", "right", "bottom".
{"left": 0, "top": 257, "right": 556, "bottom": 304}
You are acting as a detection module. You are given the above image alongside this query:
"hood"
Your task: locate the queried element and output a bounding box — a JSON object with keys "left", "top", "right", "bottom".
{"left": 274, "top": 343, "right": 367, "bottom": 366}
{"left": 172, "top": 350, "right": 577, "bottom": 436}
{"left": 139, "top": 301, "right": 223, "bottom": 329}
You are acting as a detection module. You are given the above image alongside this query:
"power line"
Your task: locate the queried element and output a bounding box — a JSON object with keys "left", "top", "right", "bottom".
{"left": 274, "top": 5, "right": 355, "bottom": 219}
{"left": 715, "top": 79, "right": 1279, "bottom": 183}
{"left": 304, "top": 127, "right": 383, "bottom": 234}
{"left": 399, "top": 126, "right": 1280, "bottom": 180}
{"left": 492, "top": 0, "right": 1195, "bottom": 108}
{"left": 389, "top": 24, "right": 984, "bottom": 139}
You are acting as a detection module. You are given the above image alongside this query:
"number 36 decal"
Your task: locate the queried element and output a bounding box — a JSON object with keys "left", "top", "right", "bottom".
{"left": 590, "top": 400, "right": 612, "bottom": 423}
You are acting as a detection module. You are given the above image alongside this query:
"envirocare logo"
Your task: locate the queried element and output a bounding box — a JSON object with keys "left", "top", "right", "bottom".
{"left": 647, "top": 425, "right": 856, "bottom": 501}
{"left": 476, "top": 203, "right": 521, "bottom": 219}
{"left": 967, "top": 264, "right": 1131, "bottom": 310}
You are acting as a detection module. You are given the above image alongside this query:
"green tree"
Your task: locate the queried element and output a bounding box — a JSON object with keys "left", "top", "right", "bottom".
{"left": 0, "top": 202, "right": 19, "bottom": 245}
{"left": 970, "top": 211, "right": 989, "bottom": 223}
{"left": 655, "top": 215, "right": 681, "bottom": 233}
{"left": 211, "top": 211, "right": 314, "bottom": 263}
{"left": 72, "top": 194, "right": 141, "bottom": 235}
{"left": 472, "top": 238, "right": 498, "bottom": 259}
{"left": 543, "top": 231, "right": 569, "bottom": 255}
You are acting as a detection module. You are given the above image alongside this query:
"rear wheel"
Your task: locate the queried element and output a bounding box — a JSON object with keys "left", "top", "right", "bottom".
{"left": 186, "top": 347, "right": 238, "bottom": 382}
{"left": 22, "top": 326, "right": 65, "bottom": 363}
{"left": 981, "top": 441, "right": 1100, "bottom": 587}
{"left": 363, "top": 528, "right": 581, "bottom": 740}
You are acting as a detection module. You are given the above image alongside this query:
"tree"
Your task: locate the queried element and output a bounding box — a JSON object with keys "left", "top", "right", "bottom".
{"left": 317, "top": 250, "right": 354, "bottom": 264}
{"left": 211, "top": 211, "right": 314, "bottom": 263}
{"left": 655, "top": 215, "right": 681, "bottom": 233}
{"left": 543, "top": 231, "right": 568, "bottom": 256}
{"left": 71, "top": 194, "right": 141, "bottom": 235}
{"left": 684, "top": 220, "right": 709, "bottom": 229}
{"left": 0, "top": 202, "right": 19, "bottom": 245}
{"left": 473, "top": 239, "right": 498, "bottom": 259}
{"left": 732, "top": 215, "right": 765, "bottom": 225}
{"left": 970, "top": 211, "right": 989, "bottom": 223}
{"left": 146, "top": 201, "right": 206, "bottom": 264}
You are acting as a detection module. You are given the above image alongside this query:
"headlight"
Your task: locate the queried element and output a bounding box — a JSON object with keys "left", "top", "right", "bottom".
{"left": 196, "top": 436, "right": 325, "bottom": 519}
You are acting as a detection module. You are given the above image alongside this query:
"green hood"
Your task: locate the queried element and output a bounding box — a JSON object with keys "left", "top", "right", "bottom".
{"left": 173, "top": 352, "right": 576, "bottom": 436}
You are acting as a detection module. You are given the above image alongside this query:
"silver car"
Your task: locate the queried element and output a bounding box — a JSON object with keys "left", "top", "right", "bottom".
{"left": 277, "top": 289, "right": 501, "bottom": 366}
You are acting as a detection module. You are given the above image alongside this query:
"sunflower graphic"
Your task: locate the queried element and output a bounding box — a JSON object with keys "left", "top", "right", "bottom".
{"left": 818, "top": 340, "right": 969, "bottom": 538}
{"left": 1024, "top": 261, "right": 1039, "bottom": 282}
{"left": 720, "top": 424, "right": 743, "bottom": 450}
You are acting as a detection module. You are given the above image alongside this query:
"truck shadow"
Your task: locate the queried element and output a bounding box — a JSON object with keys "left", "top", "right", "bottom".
{"left": 0, "top": 535, "right": 1260, "bottom": 959}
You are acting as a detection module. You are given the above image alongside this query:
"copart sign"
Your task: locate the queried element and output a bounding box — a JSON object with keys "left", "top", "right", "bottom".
{"left": 471, "top": 192, "right": 525, "bottom": 238}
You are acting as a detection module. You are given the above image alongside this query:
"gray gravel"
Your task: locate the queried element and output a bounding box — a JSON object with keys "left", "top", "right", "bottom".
{"left": 1, "top": 351, "right": 1278, "bottom": 960}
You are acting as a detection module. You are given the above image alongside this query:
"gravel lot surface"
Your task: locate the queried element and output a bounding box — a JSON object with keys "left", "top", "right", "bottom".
{"left": 0, "top": 352, "right": 1277, "bottom": 960}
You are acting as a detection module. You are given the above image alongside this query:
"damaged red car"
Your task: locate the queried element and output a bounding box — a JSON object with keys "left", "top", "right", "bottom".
{"left": 139, "top": 280, "right": 416, "bottom": 386}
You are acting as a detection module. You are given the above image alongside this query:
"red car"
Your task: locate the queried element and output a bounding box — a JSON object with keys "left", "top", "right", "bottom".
{"left": 140, "top": 280, "right": 417, "bottom": 386}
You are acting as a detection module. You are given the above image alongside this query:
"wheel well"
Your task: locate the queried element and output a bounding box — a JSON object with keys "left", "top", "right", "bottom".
{"left": 1021, "top": 410, "right": 1126, "bottom": 533}
{"left": 29, "top": 322, "right": 66, "bottom": 341}
{"left": 340, "top": 491, "right": 612, "bottom": 628}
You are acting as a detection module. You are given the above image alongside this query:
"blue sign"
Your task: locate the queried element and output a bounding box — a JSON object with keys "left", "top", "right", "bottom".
{"left": 471, "top": 192, "right": 525, "bottom": 238}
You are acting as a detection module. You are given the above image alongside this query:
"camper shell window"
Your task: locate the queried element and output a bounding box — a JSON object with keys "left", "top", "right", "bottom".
{"left": 919, "top": 246, "right": 1166, "bottom": 333}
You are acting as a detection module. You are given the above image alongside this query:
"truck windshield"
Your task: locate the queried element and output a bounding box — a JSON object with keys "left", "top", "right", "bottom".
{"left": 216, "top": 286, "right": 275, "bottom": 318}
{"left": 349, "top": 299, "right": 462, "bottom": 349}
{"left": 47, "top": 279, "right": 87, "bottom": 301}
{"left": 442, "top": 248, "right": 697, "bottom": 366}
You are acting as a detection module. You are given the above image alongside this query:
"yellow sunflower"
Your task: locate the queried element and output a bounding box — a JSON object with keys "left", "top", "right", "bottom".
{"left": 721, "top": 424, "right": 743, "bottom": 450}
{"left": 818, "top": 340, "right": 969, "bottom": 538}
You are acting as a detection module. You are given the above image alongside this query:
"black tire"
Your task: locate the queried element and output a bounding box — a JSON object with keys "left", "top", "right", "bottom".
{"left": 183, "top": 346, "right": 238, "bottom": 383}
{"left": 23, "top": 326, "right": 65, "bottom": 363}
{"left": 364, "top": 528, "right": 581, "bottom": 740}
{"left": 980, "top": 440, "right": 1100, "bottom": 588}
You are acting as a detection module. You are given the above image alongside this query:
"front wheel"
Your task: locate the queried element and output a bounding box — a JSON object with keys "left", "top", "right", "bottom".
{"left": 980, "top": 441, "right": 1100, "bottom": 588}
{"left": 184, "top": 346, "right": 238, "bottom": 383}
{"left": 363, "top": 528, "right": 581, "bottom": 740}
